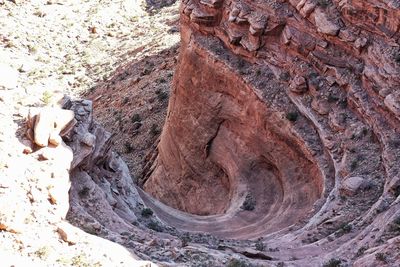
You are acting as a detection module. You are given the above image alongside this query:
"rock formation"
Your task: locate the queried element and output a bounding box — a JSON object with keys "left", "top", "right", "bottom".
{"left": 140, "top": 0, "right": 400, "bottom": 265}
{"left": 2, "top": 0, "right": 400, "bottom": 266}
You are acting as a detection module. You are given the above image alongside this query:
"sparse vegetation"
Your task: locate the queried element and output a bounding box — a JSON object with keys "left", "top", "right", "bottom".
{"left": 157, "top": 77, "right": 167, "bottom": 83}
{"left": 286, "top": 111, "right": 299, "bottom": 122}
{"left": 35, "top": 246, "right": 50, "bottom": 260}
{"left": 150, "top": 124, "right": 160, "bottom": 136}
{"left": 338, "top": 99, "right": 348, "bottom": 108}
{"left": 317, "top": 0, "right": 332, "bottom": 8}
{"left": 255, "top": 239, "right": 265, "bottom": 251}
{"left": 388, "top": 139, "right": 400, "bottom": 149}
{"left": 355, "top": 246, "right": 368, "bottom": 257}
{"left": 71, "top": 253, "right": 101, "bottom": 267}
{"left": 327, "top": 94, "right": 339, "bottom": 103}
{"left": 393, "top": 51, "right": 400, "bottom": 64}
{"left": 350, "top": 159, "right": 358, "bottom": 171}
{"left": 375, "top": 252, "right": 387, "bottom": 262}
{"left": 180, "top": 233, "right": 191, "bottom": 247}
{"left": 131, "top": 113, "right": 141, "bottom": 123}
{"left": 157, "top": 91, "right": 168, "bottom": 101}
{"left": 389, "top": 216, "right": 400, "bottom": 233}
{"left": 237, "top": 59, "right": 246, "bottom": 70}
{"left": 78, "top": 187, "right": 90, "bottom": 198}
{"left": 339, "top": 223, "right": 352, "bottom": 234}
{"left": 122, "top": 97, "right": 129, "bottom": 105}
{"left": 141, "top": 207, "right": 153, "bottom": 217}
{"left": 226, "top": 258, "right": 248, "bottom": 267}
{"left": 241, "top": 194, "right": 256, "bottom": 211}
{"left": 41, "top": 90, "right": 53, "bottom": 105}
{"left": 147, "top": 220, "right": 163, "bottom": 232}
{"left": 124, "top": 142, "right": 134, "bottom": 153}
{"left": 279, "top": 72, "right": 290, "bottom": 81}
{"left": 323, "top": 258, "right": 342, "bottom": 267}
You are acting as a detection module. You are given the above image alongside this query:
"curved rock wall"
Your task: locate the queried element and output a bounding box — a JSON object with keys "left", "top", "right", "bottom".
{"left": 142, "top": 0, "right": 400, "bottom": 265}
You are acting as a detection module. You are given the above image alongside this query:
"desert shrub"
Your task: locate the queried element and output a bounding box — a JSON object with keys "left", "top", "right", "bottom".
{"left": 327, "top": 94, "right": 339, "bottom": 103}
{"left": 157, "top": 77, "right": 167, "bottom": 83}
{"left": 141, "top": 208, "right": 153, "bottom": 217}
{"left": 286, "top": 111, "right": 299, "bottom": 122}
{"left": 279, "top": 72, "right": 290, "bottom": 81}
{"left": 241, "top": 194, "right": 256, "bottom": 211}
{"left": 317, "top": 0, "right": 332, "bottom": 8}
{"left": 323, "top": 258, "right": 342, "bottom": 267}
{"left": 41, "top": 90, "right": 53, "bottom": 105}
{"left": 389, "top": 216, "right": 400, "bottom": 233}
{"left": 350, "top": 160, "right": 358, "bottom": 171}
{"left": 35, "top": 246, "right": 50, "bottom": 260}
{"left": 147, "top": 220, "right": 163, "bottom": 232}
{"left": 78, "top": 187, "right": 90, "bottom": 198}
{"left": 393, "top": 51, "right": 400, "bottom": 64}
{"left": 150, "top": 124, "right": 160, "bottom": 136}
{"left": 122, "top": 97, "right": 129, "bottom": 105}
{"left": 340, "top": 223, "right": 352, "bottom": 233}
{"left": 157, "top": 91, "right": 168, "bottom": 101}
{"left": 355, "top": 246, "right": 368, "bottom": 257}
{"left": 375, "top": 252, "right": 387, "bottom": 262}
{"left": 124, "top": 142, "right": 134, "bottom": 153}
{"left": 393, "top": 185, "right": 400, "bottom": 197}
{"left": 180, "top": 233, "right": 191, "bottom": 247}
{"left": 255, "top": 239, "right": 265, "bottom": 251}
{"left": 226, "top": 259, "right": 248, "bottom": 267}
{"left": 131, "top": 113, "right": 141, "bottom": 123}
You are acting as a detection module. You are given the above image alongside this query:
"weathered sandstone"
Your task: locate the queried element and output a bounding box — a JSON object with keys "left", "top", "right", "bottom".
{"left": 140, "top": 0, "right": 400, "bottom": 265}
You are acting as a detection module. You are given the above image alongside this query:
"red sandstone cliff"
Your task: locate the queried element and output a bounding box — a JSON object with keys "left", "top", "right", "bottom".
{"left": 141, "top": 0, "right": 400, "bottom": 265}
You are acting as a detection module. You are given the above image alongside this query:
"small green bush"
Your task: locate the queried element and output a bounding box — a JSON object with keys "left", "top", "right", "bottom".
{"left": 157, "top": 91, "right": 168, "bottom": 101}
{"left": 286, "top": 112, "right": 299, "bottom": 122}
{"left": 41, "top": 90, "right": 53, "bottom": 105}
{"left": 147, "top": 220, "right": 163, "bottom": 232}
{"left": 323, "top": 258, "right": 342, "bottom": 267}
{"left": 375, "top": 252, "right": 387, "bottom": 262}
{"left": 150, "top": 124, "right": 160, "bottom": 136}
{"left": 340, "top": 223, "right": 352, "bottom": 233}
{"left": 255, "top": 239, "right": 265, "bottom": 251}
{"left": 226, "top": 259, "right": 248, "bottom": 267}
{"left": 141, "top": 208, "right": 153, "bottom": 217}
{"left": 131, "top": 113, "right": 141, "bottom": 123}
{"left": 78, "top": 187, "right": 90, "bottom": 198}
{"left": 350, "top": 160, "right": 358, "bottom": 171}
{"left": 355, "top": 246, "right": 368, "bottom": 257}
{"left": 317, "top": 0, "right": 332, "bottom": 8}
{"left": 389, "top": 216, "right": 400, "bottom": 232}
{"left": 180, "top": 233, "right": 191, "bottom": 247}
{"left": 241, "top": 194, "right": 256, "bottom": 211}
{"left": 124, "top": 142, "right": 134, "bottom": 153}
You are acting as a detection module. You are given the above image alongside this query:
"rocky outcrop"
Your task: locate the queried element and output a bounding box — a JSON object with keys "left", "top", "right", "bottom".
{"left": 0, "top": 91, "right": 158, "bottom": 266}
{"left": 142, "top": 0, "right": 400, "bottom": 265}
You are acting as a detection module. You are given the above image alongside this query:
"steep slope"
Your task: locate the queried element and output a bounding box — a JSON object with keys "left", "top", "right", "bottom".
{"left": 141, "top": 0, "right": 400, "bottom": 265}
{"left": 2, "top": 0, "right": 400, "bottom": 266}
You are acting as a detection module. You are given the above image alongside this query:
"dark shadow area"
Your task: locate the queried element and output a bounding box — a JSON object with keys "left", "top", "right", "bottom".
{"left": 145, "top": 0, "right": 177, "bottom": 13}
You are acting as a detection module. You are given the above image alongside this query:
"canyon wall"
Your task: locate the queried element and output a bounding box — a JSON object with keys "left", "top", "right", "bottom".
{"left": 141, "top": 0, "right": 400, "bottom": 265}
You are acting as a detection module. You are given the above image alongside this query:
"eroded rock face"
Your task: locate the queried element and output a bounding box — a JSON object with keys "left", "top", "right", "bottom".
{"left": 142, "top": 0, "right": 400, "bottom": 265}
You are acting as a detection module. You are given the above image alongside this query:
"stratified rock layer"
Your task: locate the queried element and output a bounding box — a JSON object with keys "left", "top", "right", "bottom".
{"left": 142, "top": 0, "right": 400, "bottom": 265}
